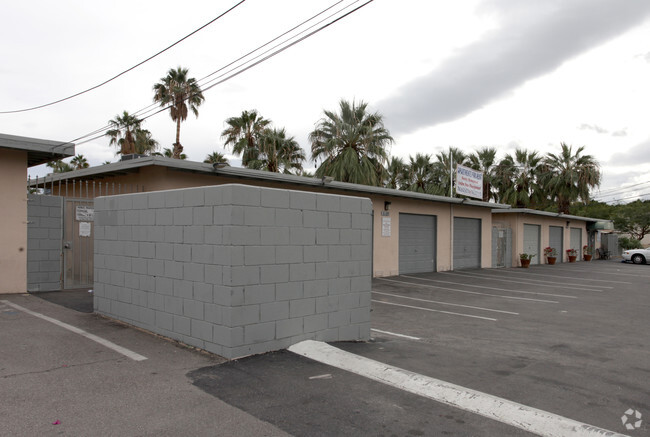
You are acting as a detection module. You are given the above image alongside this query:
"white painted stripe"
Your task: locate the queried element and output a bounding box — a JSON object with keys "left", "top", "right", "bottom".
{"left": 443, "top": 271, "right": 605, "bottom": 292}
{"left": 402, "top": 274, "right": 576, "bottom": 299}
{"left": 372, "top": 300, "right": 498, "bottom": 321}
{"left": 372, "top": 290, "right": 519, "bottom": 315}
{"left": 498, "top": 269, "right": 630, "bottom": 285}
{"left": 378, "top": 277, "right": 559, "bottom": 304}
{"left": 464, "top": 270, "right": 614, "bottom": 290}
{"left": 550, "top": 266, "right": 650, "bottom": 278}
{"left": 288, "top": 340, "right": 625, "bottom": 437}
{"left": 371, "top": 328, "right": 421, "bottom": 340}
{"left": 2, "top": 300, "right": 147, "bottom": 362}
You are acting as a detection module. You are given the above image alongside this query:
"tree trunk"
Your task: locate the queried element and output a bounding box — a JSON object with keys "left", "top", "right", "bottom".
{"left": 173, "top": 118, "right": 183, "bottom": 159}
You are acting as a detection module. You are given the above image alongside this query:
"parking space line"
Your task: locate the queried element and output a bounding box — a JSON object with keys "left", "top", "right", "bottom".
{"left": 378, "top": 278, "right": 559, "bottom": 303}
{"left": 402, "top": 275, "right": 577, "bottom": 299}
{"left": 373, "top": 300, "right": 498, "bottom": 321}
{"left": 1, "top": 300, "right": 147, "bottom": 362}
{"left": 550, "top": 266, "right": 650, "bottom": 278}
{"left": 371, "top": 329, "right": 421, "bottom": 340}
{"left": 498, "top": 269, "right": 631, "bottom": 284}
{"left": 373, "top": 291, "right": 519, "bottom": 315}
{"left": 442, "top": 271, "right": 606, "bottom": 292}
{"left": 288, "top": 340, "right": 625, "bottom": 437}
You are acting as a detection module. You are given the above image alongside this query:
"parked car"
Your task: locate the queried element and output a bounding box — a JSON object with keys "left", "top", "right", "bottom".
{"left": 622, "top": 248, "right": 650, "bottom": 264}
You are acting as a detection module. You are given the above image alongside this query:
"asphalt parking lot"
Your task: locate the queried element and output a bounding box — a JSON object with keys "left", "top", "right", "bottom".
{"left": 2, "top": 260, "right": 649, "bottom": 436}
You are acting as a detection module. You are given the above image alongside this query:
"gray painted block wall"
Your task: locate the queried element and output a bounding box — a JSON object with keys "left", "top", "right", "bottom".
{"left": 27, "top": 194, "right": 63, "bottom": 291}
{"left": 93, "top": 184, "right": 372, "bottom": 359}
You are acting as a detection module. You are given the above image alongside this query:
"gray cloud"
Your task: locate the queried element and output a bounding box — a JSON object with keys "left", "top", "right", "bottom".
{"left": 607, "top": 137, "right": 650, "bottom": 166}
{"left": 379, "top": 0, "right": 650, "bottom": 135}
{"left": 578, "top": 124, "right": 609, "bottom": 134}
{"left": 611, "top": 128, "right": 627, "bottom": 137}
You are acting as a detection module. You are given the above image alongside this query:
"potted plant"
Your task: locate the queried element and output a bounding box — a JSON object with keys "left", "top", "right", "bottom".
{"left": 566, "top": 248, "right": 577, "bottom": 262}
{"left": 519, "top": 253, "right": 535, "bottom": 268}
{"left": 583, "top": 245, "right": 593, "bottom": 261}
{"left": 544, "top": 247, "right": 557, "bottom": 265}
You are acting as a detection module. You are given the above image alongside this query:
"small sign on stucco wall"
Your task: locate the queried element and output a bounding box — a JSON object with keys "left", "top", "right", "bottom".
{"left": 76, "top": 206, "right": 94, "bottom": 221}
{"left": 382, "top": 217, "right": 391, "bottom": 237}
{"left": 79, "top": 222, "right": 91, "bottom": 237}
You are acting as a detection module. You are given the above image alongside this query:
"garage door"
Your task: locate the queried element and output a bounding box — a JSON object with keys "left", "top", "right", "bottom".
{"left": 399, "top": 214, "right": 436, "bottom": 274}
{"left": 523, "top": 224, "right": 540, "bottom": 265}
{"left": 549, "top": 226, "right": 563, "bottom": 263}
{"left": 453, "top": 218, "right": 481, "bottom": 269}
{"left": 570, "top": 228, "right": 582, "bottom": 259}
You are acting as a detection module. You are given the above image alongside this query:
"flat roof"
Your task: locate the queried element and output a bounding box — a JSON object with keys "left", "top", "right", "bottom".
{"left": 29, "top": 155, "right": 511, "bottom": 210}
{"left": 0, "top": 133, "right": 75, "bottom": 167}
{"left": 491, "top": 208, "right": 611, "bottom": 223}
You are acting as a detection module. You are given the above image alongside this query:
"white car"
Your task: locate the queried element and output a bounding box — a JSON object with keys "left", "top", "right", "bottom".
{"left": 622, "top": 248, "right": 650, "bottom": 264}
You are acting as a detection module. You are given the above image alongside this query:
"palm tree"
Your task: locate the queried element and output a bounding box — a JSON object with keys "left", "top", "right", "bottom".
{"left": 46, "top": 159, "right": 73, "bottom": 173}
{"left": 204, "top": 151, "right": 229, "bottom": 165}
{"left": 221, "top": 110, "right": 271, "bottom": 167}
{"left": 494, "top": 148, "right": 544, "bottom": 208}
{"left": 468, "top": 147, "right": 498, "bottom": 202}
{"left": 251, "top": 128, "right": 305, "bottom": 173}
{"left": 402, "top": 154, "right": 435, "bottom": 193}
{"left": 431, "top": 147, "right": 467, "bottom": 196}
{"left": 153, "top": 66, "right": 204, "bottom": 159}
{"left": 133, "top": 129, "right": 159, "bottom": 155}
{"left": 105, "top": 111, "right": 142, "bottom": 155}
{"left": 384, "top": 156, "right": 405, "bottom": 189}
{"left": 310, "top": 99, "right": 393, "bottom": 186}
{"left": 543, "top": 143, "right": 601, "bottom": 213}
{"left": 156, "top": 147, "right": 187, "bottom": 160}
{"left": 70, "top": 154, "right": 89, "bottom": 170}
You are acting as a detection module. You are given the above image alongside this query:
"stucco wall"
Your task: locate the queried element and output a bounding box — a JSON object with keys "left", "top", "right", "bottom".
{"left": 0, "top": 149, "right": 28, "bottom": 293}
{"left": 94, "top": 184, "right": 372, "bottom": 359}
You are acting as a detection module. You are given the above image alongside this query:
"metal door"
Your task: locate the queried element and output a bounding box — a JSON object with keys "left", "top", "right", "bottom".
{"left": 453, "top": 217, "right": 481, "bottom": 269}
{"left": 549, "top": 226, "right": 563, "bottom": 263}
{"left": 399, "top": 213, "right": 436, "bottom": 274}
{"left": 523, "top": 224, "right": 540, "bottom": 265}
{"left": 570, "top": 228, "right": 582, "bottom": 260}
{"left": 63, "top": 199, "right": 95, "bottom": 289}
{"left": 492, "top": 227, "right": 511, "bottom": 268}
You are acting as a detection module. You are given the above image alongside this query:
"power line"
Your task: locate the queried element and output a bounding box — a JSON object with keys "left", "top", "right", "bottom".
{"left": 605, "top": 192, "right": 650, "bottom": 203}
{"left": 48, "top": 0, "right": 371, "bottom": 154}
{"left": 0, "top": 0, "right": 247, "bottom": 114}
{"left": 592, "top": 180, "right": 650, "bottom": 198}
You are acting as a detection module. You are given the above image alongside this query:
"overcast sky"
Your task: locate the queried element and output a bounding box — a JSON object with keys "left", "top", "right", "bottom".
{"left": 2, "top": 0, "right": 650, "bottom": 203}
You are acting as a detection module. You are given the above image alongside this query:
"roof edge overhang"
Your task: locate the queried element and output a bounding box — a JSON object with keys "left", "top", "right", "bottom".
{"left": 491, "top": 207, "right": 612, "bottom": 224}
{"left": 1, "top": 133, "right": 75, "bottom": 167}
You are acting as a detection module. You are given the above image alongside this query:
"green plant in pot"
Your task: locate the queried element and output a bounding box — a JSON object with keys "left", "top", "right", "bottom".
{"left": 566, "top": 248, "right": 578, "bottom": 262}
{"left": 544, "top": 247, "right": 557, "bottom": 265}
{"left": 583, "top": 245, "right": 593, "bottom": 261}
{"left": 519, "top": 253, "right": 535, "bottom": 268}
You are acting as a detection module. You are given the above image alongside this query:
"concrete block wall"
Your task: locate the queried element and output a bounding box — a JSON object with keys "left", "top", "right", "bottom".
{"left": 94, "top": 184, "right": 372, "bottom": 359}
{"left": 27, "top": 194, "right": 63, "bottom": 291}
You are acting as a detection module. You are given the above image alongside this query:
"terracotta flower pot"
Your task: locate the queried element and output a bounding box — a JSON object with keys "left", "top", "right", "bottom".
{"left": 547, "top": 257, "right": 556, "bottom": 265}
{"left": 584, "top": 254, "right": 592, "bottom": 261}
{"left": 568, "top": 255, "right": 577, "bottom": 263}
{"left": 520, "top": 259, "right": 531, "bottom": 268}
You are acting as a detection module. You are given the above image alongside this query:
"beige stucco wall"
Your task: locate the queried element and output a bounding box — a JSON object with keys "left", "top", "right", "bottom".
{"left": 493, "top": 213, "right": 589, "bottom": 266}
{"left": 0, "top": 149, "right": 28, "bottom": 293}
{"left": 61, "top": 166, "right": 495, "bottom": 276}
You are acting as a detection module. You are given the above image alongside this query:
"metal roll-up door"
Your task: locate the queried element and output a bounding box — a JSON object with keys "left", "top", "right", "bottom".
{"left": 523, "top": 224, "right": 540, "bottom": 265}
{"left": 549, "top": 226, "right": 563, "bottom": 263}
{"left": 570, "top": 228, "right": 582, "bottom": 259}
{"left": 399, "top": 213, "right": 436, "bottom": 274}
{"left": 453, "top": 217, "right": 481, "bottom": 269}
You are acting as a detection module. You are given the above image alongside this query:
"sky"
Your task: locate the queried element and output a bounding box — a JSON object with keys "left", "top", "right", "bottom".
{"left": 2, "top": 0, "right": 650, "bottom": 204}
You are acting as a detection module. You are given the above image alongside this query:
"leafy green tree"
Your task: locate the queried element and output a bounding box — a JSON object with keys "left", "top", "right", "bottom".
{"left": 431, "top": 147, "right": 467, "bottom": 196}
{"left": 204, "top": 151, "right": 229, "bottom": 165}
{"left": 543, "top": 143, "right": 601, "bottom": 213}
{"left": 468, "top": 147, "right": 497, "bottom": 202}
{"left": 612, "top": 200, "right": 650, "bottom": 241}
{"left": 495, "top": 148, "right": 544, "bottom": 208}
{"left": 309, "top": 99, "right": 393, "bottom": 186}
{"left": 384, "top": 156, "right": 405, "bottom": 189}
{"left": 106, "top": 111, "right": 142, "bottom": 155}
{"left": 70, "top": 154, "right": 89, "bottom": 170}
{"left": 133, "top": 129, "right": 159, "bottom": 155}
{"left": 46, "top": 159, "right": 73, "bottom": 173}
{"left": 153, "top": 67, "right": 204, "bottom": 159}
{"left": 221, "top": 110, "right": 271, "bottom": 167}
{"left": 570, "top": 200, "right": 613, "bottom": 219}
{"left": 402, "top": 153, "right": 435, "bottom": 193}
{"left": 250, "top": 128, "right": 305, "bottom": 173}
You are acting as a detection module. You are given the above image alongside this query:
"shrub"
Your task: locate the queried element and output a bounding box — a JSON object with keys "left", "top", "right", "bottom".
{"left": 618, "top": 236, "right": 642, "bottom": 250}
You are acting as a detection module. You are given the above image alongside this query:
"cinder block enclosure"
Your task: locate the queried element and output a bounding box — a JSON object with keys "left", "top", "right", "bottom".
{"left": 93, "top": 184, "right": 372, "bottom": 359}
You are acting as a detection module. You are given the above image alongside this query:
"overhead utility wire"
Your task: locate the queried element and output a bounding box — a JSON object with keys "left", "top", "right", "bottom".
{"left": 58, "top": 0, "right": 371, "bottom": 150}
{"left": 604, "top": 192, "right": 650, "bottom": 203}
{"left": 0, "top": 0, "right": 247, "bottom": 114}
{"left": 592, "top": 180, "right": 650, "bottom": 198}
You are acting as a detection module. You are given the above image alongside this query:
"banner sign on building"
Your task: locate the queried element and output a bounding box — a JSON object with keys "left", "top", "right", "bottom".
{"left": 456, "top": 164, "right": 483, "bottom": 200}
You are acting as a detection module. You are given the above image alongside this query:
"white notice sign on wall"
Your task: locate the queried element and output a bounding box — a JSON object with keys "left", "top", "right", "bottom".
{"left": 79, "top": 222, "right": 91, "bottom": 237}
{"left": 76, "top": 206, "right": 94, "bottom": 221}
{"left": 382, "top": 217, "right": 391, "bottom": 237}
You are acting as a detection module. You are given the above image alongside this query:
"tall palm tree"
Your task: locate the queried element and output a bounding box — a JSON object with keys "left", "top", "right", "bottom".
{"left": 543, "top": 143, "right": 601, "bottom": 213}
{"left": 204, "top": 151, "right": 229, "bottom": 165}
{"left": 153, "top": 67, "right": 204, "bottom": 159}
{"left": 155, "top": 147, "right": 187, "bottom": 160}
{"left": 468, "top": 147, "right": 497, "bottom": 202}
{"left": 221, "top": 110, "right": 271, "bottom": 166}
{"left": 46, "top": 159, "right": 73, "bottom": 173}
{"left": 70, "top": 154, "right": 89, "bottom": 170}
{"left": 133, "top": 129, "right": 159, "bottom": 155}
{"left": 251, "top": 128, "right": 305, "bottom": 173}
{"left": 105, "top": 111, "right": 142, "bottom": 155}
{"left": 431, "top": 147, "right": 467, "bottom": 196}
{"left": 384, "top": 156, "right": 405, "bottom": 189}
{"left": 310, "top": 99, "right": 393, "bottom": 186}
{"left": 402, "top": 154, "right": 435, "bottom": 193}
{"left": 495, "top": 148, "right": 544, "bottom": 208}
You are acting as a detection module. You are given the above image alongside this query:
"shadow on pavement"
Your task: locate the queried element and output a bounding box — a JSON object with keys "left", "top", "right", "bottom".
{"left": 29, "top": 289, "right": 94, "bottom": 313}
